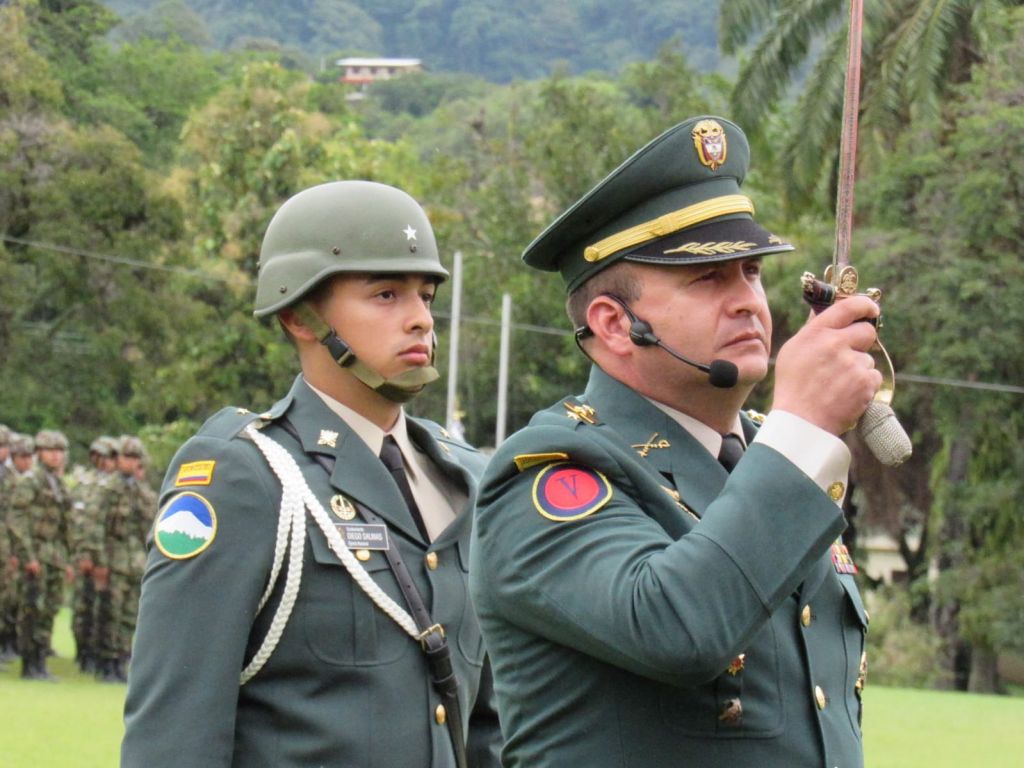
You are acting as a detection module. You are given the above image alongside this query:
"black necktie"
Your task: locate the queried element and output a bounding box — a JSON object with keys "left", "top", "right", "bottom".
{"left": 379, "top": 435, "right": 430, "bottom": 541}
{"left": 718, "top": 433, "right": 745, "bottom": 473}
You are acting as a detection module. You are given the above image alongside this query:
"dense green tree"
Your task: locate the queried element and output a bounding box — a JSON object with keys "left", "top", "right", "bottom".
{"left": 0, "top": 3, "right": 188, "bottom": 452}
{"left": 719, "top": 0, "right": 1017, "bottom": 209}
{"left": 111, "top": 0, "right": 212, "bottom": 47}
{"left": 74, "top": 37, "right": 228, "bottom": 164}
{"left": 851, "top": 5, "right": 1024, "bottom": 691}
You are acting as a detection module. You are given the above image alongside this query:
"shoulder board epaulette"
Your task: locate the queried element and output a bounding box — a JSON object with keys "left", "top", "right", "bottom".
{"left": 196, "top": 406, "right": 268, "bottom": 441}
{"left": 744, "top": 408, "right": 766, "bottom": 425}
{"left": 415, "top": 419, "right": 481, "bottom": 454}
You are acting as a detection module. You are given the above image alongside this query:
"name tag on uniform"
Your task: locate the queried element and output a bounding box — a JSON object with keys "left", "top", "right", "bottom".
{"left": 335, "top": 523, "right": 390, "bottom": 551}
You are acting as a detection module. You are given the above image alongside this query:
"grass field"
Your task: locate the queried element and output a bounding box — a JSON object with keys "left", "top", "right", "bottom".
{"left": 2, "top": 610, "right": 1023, "bottom": 766}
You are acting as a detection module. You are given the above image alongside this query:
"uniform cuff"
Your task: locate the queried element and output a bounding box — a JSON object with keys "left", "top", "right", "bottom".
{"left": 752, "top": 410, "right": 850, "bottom": 505}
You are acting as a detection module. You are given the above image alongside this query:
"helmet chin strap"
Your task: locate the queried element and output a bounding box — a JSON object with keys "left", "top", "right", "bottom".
{"left": 293, "top": 303, "right": 438, "bottom": 403}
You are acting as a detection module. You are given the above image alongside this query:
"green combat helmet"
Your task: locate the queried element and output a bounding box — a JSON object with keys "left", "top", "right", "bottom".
{"left": 11, "top": 434, "right": 35, "bottom": 456}
{"left": 254, "top": 180, "right": 449, "bottom": 403}
{"left": 0, "top": 424, "right": 10, "bottom": 447}
{"left": 90, "top": 436, "right": 117, "bottom": 458}
{"left": 118, "top": 435, "right": 145, "bottom": 458}
{"left": 35, "top": 430, "right": 69, "bottom": 450}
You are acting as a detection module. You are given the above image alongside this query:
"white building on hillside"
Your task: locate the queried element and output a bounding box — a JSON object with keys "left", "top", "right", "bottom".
{"left": 336, "top": 57, "right": 423, "bottom": 95}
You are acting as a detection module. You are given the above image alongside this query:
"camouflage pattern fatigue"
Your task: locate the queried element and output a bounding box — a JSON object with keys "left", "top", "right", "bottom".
{"left": 69, "top": 467, "right": 110, "bottom": 670}
{"left": 96, "top": 473, "right": 148, "bottom": 668}
{"left": 8, "top": 465, "right": 71, "bottom": 659}
{"left": 0, "top": 464, "right": 18, "bottom": 658}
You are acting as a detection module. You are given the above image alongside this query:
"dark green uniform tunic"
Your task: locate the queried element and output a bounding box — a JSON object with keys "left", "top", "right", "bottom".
{"left": 122, "top": 376, "right": 502, "bottom": 768}
{"left": 470, "top": 366, "right": 867, "bottom": 768}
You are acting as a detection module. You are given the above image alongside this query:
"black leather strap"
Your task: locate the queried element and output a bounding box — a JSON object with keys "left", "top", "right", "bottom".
{"left": 276, "top": 418, "right": 469, "bottom": 768}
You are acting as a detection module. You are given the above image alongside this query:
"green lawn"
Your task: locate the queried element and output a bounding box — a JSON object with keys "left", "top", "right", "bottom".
{"left": 1, "top": 611, "right": 1022, "bottom": 766}
{"left": 0, "top": 610, "right": 124, "bottom": 767}
{"left": 864, "top": 684, "right": 1024, "bottom": 767}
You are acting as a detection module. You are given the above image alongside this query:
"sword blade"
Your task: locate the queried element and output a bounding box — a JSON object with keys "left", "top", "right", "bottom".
{"left": 833, "top": 0, "right": 864, "bottom": 279}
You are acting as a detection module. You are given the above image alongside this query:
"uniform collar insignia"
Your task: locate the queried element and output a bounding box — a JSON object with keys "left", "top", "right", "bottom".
{"left": 632, "top": 432, "right": 670, "bottom": 458}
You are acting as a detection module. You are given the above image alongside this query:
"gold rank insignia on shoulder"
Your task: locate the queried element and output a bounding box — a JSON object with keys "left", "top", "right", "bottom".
{"left": 745, "top": 408, "right": 766, "bottom": 425}
{"left": 632, "top": 432, "right": 670, "bottom": 458}
{"left": 563, "top": 401, "right": 597, "bottom": 424}
{"left": 514, "top": 452, "right": 570, "bottom": 472}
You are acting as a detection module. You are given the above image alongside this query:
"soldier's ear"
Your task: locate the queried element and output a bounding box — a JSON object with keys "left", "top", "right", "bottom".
{"left": 277, "top": 308, "right": 319, "bottom": 343}
{"left": 585, "top": 295, "right": 635, "bottom": 357}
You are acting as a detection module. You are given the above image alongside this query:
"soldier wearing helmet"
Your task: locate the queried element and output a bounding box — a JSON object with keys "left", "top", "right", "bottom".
{"left": 68, "top": 435, "right": 118, "bottom": 674}
{"left": 8, "top": 430, "right": 73, "bottom": 680}
{"left": 91, "top": 435, "right": 151, "bottom": 683}
{"left": 0, "top": 425, "right": 16, "bottom": 661}
{"left": 2, "top": 434, "right": 36, "bottom": 662}
{"left": 124, "top": 182, "right": 502, "bottom": 767}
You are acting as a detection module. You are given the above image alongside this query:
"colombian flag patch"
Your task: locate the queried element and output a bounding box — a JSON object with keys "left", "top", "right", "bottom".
{"left": 532, "top": 462, "right": 612, "bottom": 522}
{"left": 175, "top": 460, "right": 216, "bottom": 487}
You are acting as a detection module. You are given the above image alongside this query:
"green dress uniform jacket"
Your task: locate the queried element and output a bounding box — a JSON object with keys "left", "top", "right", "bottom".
{"left": 470, "top": 366, "right": 868, "bottom": 768}
{"left": 122, "top": 376, "right": 502, "bottom": 768}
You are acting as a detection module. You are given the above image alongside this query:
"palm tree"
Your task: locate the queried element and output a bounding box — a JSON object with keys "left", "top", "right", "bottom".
{"left": 719, "top": 0, "right": 1012, "bottom": 209}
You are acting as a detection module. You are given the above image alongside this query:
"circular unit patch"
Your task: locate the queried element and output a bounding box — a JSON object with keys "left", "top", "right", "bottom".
{"left": 154, "top": 491, "right": 218, "bottom": 560}
{"left": 532, "top": 462, "right": 612, "bottom": 522}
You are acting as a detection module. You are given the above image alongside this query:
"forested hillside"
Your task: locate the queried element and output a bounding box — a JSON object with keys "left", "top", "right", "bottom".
{"left": 101, "top": 0, "right": 724, "bottom": 79}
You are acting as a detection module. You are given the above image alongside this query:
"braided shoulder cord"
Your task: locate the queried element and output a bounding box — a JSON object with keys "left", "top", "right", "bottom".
{"left": 239, "top": 425, "right": 419, "bottom": 685}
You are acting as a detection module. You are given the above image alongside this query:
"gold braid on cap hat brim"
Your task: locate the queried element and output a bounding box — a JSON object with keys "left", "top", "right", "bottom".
{"left": 583, "top": 194, "right": 755, "bottom": 263}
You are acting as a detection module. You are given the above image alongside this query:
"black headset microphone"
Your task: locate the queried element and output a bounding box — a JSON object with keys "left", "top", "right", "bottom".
{"left": 605, "top": 295, "right": 739, "bottom": 389}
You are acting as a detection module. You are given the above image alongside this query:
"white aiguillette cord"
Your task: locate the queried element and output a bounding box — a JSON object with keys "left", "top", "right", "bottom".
{"left": 239, "top": 424, "right": 419, "bottom": 685}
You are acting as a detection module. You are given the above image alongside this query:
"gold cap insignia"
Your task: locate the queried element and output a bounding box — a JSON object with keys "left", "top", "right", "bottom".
{"left": 692, "top": 119, "right": 727, "bottom": 171}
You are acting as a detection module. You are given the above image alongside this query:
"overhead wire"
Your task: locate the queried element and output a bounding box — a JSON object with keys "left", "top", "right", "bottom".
{"left": 4, "top": 234, "right": 1021, "bottom": 394}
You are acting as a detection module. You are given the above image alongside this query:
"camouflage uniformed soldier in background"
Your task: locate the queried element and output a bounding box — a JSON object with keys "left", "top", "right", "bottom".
{"left": 93, "top": 435, "right": 150, "bottom": 683}
{"left": 2, "top": 433, "right": 35, "bottom": 662}
{"left": 8, "top": 430, "right": 73, "bottom": 680}
{"left": 69, "top": 436, "right": 118, "bottom": 673}
{"left": 133, "top": 445, "right": 158, "bottom": 527}
{"left": 0, "top": 425, "right": 15, "bottom": 662}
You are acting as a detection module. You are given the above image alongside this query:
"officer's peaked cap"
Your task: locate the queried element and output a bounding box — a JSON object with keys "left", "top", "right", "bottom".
{"left": 522, "top": 115, "right": 794, "bottom": 293}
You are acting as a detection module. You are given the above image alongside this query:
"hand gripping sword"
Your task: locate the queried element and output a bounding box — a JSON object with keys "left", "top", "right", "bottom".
{"left": 800, "top": 0, "right": 912, "bottom": 466}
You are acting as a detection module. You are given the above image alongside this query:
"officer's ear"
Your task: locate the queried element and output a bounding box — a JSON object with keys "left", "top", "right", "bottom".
{"left": 585, "top": 295, "right": 634, "bottom": 357}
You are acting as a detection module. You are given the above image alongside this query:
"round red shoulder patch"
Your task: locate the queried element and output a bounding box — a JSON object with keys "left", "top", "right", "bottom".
{"left": 532, "top": 463, "right": 612, "bottom": 522}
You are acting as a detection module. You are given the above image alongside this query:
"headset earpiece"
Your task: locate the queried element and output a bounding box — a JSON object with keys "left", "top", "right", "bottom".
{"left": 627, "top": 319, "right": 658, "bottom": 346}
